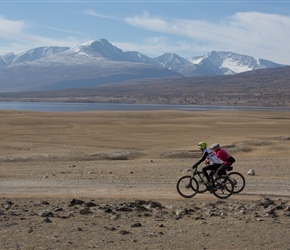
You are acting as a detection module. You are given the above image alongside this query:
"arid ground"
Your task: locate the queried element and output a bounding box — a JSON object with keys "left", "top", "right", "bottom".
{"left": 0, "top": 110, "right": 289, "bottom": 250}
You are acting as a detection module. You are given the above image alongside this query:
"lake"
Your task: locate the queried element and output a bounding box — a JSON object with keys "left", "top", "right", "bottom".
{"left": 0, "top": 102, "right": 290, "bottom": 112}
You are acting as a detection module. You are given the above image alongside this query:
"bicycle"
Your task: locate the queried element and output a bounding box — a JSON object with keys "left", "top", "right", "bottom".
{"left": 193, "top": 165, "right": 245, "bottom": 194}
{"left": 176, "top": 167, "right": 234, "bottom": 199}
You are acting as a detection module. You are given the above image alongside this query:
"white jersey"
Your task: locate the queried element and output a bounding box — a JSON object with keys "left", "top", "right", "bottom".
{"left": 204, "top": 148, "right": 221, "bottom": 164}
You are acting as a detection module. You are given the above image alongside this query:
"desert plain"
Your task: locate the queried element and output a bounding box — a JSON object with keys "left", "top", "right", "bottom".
{"left": 0, "top": 109, "right": 289, "bottom": 250}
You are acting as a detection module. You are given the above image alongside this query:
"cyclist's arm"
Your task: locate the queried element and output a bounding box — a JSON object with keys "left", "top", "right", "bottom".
{"left": 193, "top": 151, "right": 209, "bottom": 167}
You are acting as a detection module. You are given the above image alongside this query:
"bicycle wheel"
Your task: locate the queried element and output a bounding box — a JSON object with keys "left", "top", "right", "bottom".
{"left": 176, "top": 175, "right": 199, "bottom": 198}
{"left": 227, "top": 172, "right": 246, "bottom": 194}
{"left": 211, "top": 176, "right": 234, "bottom": 199}
{"left": 193, "top": 172, "right": 208, "bottom": 193}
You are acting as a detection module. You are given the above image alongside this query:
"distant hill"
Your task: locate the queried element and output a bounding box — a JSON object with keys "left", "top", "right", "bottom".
{"left": 0, "top": 39, "right": 285, "bottom": 92}
{"left": 1, "top": 65, "right": 289, "bottom": 107}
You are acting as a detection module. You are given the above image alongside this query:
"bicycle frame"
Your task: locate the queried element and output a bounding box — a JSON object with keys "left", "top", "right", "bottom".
{"left": 193, "top": 167, "right": 215, "bottom": 183}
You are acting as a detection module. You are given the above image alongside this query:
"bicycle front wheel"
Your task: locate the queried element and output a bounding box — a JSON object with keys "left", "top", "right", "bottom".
{"left": 211, "top": 176, "right": 234, "bottom": 199}
{"left": 193, "top": 172, "right": 208, "bottom": 193}
{"left": 228, "top": 172, "right": 246, "bottom": 194}
{"left": 176, "top": 175, "right": 199, "bottom": 198}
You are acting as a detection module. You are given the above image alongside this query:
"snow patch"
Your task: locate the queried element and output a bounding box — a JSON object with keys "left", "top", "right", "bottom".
{"left": 221, "top": 59, "right": 252, "bottom": 73}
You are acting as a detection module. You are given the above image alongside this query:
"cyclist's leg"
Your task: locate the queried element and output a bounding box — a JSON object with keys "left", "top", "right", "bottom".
{"left": 202, "top": 164, "right": 220, "bottom": 182}
{"left": 217, "top": 163, "right": 231, "bottom": 177}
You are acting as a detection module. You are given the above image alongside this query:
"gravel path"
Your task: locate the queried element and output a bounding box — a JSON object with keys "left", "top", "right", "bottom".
{"left": 1, "top": 177, "right": 290, "bottom": 197}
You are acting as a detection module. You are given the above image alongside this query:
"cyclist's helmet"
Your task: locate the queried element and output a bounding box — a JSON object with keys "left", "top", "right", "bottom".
{"left": 211, "top": 143, "right": 220, "bottom": 149}
{"left": 198, "top": 141, "right": 207, "bottom": 149}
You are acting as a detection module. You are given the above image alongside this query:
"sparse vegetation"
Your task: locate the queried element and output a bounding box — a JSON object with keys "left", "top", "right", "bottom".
{"left": 0, "top": 66, "right": 290, "bottom": 106}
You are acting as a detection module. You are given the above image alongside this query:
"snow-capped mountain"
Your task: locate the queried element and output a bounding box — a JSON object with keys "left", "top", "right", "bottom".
{"left": 0, "top": 39, "right": 285, "bottom": 92}
{"left": 154, "top": 50, "right": 283, "bottom": 77}
{"left": 0, "top": 46, "right": 70, "bottom": 66}
{"left": 154, "top": 53, "right": 199, "bottom": 77}
{"left": 188, "top": 51, "right": 282, "bottom": 76}
{"left": 0, "top": 39, "right": 180, "bottom": 92}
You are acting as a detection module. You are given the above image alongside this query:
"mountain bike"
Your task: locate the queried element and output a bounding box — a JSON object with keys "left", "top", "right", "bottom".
{"left": 177, "top": 167, "right": 234, "bottom": 199}
{"left": 193, "top": 165, "right": 245, "bottom": 194}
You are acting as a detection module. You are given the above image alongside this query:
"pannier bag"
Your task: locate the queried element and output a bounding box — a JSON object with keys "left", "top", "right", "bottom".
{"left": 227, "top": 156, "right": 236, "bottom": 163}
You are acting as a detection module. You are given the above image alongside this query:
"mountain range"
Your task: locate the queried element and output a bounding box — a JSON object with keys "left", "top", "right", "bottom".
{"left": 0, "top": 39, "right": 286, "bottom": 92}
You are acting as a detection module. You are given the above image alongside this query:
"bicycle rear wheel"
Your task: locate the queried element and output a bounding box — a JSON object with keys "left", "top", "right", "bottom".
{"left": 176, "top": 175, "right": 199, "bottom": 198}
{"left": 211, "top": 176, "right": 234, "bottom": 199}
{"left": 227, "top": 172, "right": 246, "bottom": 194}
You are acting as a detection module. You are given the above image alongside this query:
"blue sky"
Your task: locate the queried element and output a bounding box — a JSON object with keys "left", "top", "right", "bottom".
{"left": 0, "top": 0, "right": 290, "bottom": 64}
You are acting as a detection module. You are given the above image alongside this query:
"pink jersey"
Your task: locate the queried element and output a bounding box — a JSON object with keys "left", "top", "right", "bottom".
{"left": 215, "top": 148, "right": 231, "bottom": 163}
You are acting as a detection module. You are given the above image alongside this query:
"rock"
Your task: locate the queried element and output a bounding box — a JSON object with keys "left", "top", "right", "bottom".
{"left": 130, "top": 222, "right": 142, "bottom": 227}
{"left": 57, "top": 213, "right": 73, "bottom": 219}
{"left": 42, "top": 217, "right": 52, "bottom": 223}
{"left": 118, "top": 230, "right": 131, "bottom": 235}
{"left": 259, "top": 197, "right": 274, "bottom": 207}
{"left": 3, "top": 201, "right": 14, "bottom": 209}
{"left": 39, "top": 211, "right": 54, "bottom": 217}
{"left": 248, "top": 169, "right": 255, "bottom": 175}
{"left": 104, "top": 207, "right": 113, "bottom": 213}
{"left": 116, "top": 205, "right": 133, "bottom": 212}
{"left": 175, "top": 207, "right": 188, "bottom": 216}
{"left": 69, "top": 199, "right": 85, "bottom": 206}
{"left": 54, "top": 207, "right": 64, "bottom": 212}
{"left": 134, "top": 200, "right": 161, "bottom": 208}
{"left": 104, "top": 226, "right": 117, "bottom": 231}
{"left": 85, "top": 201, "right": 97, "bottom": 207}
{"left": 111, "top": 213, "right": 120, "bottom": 220}
{"left": 201, "top": 202, "right": 215, "bottom": 208}
{"left": 79, "top": 207, "right": 92, "bottom": 215}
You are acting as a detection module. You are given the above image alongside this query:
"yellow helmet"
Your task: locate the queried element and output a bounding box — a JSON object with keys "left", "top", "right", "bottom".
{"left": 198, "top": 141, "right": 207, "bottom": 149}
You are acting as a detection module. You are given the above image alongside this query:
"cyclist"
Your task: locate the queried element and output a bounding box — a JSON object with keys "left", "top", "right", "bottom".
{"left": 210, "top": 143, "right": 236, "bottom": 177}
{"left": 192, "top": 141, "right": 222, "bottom": 184}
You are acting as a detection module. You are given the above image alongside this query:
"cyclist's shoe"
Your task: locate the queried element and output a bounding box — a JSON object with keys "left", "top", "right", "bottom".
{"left": 207, "top": 186, "right": 216, "bottom": 193}
{"left": 202, "top": 180, "right": 210, "bottom": 185}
